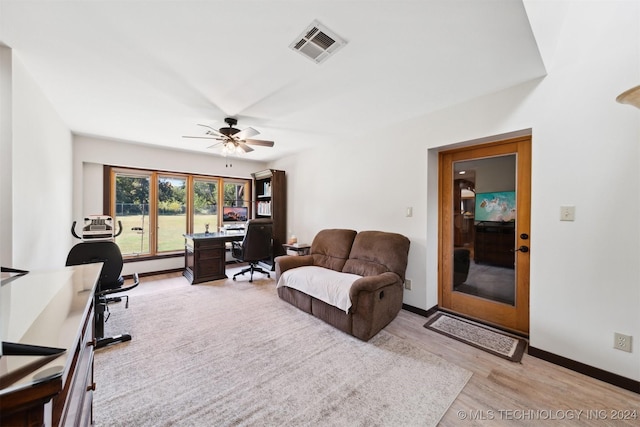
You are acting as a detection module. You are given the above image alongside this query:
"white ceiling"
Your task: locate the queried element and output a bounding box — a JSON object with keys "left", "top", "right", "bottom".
{"left": 0, "top": 0, "right": 546, "bottom": 162}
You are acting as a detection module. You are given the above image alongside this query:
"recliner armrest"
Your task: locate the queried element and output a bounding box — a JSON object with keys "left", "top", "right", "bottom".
{"left": 349, "top": 272, "right": 402, "bottom": 309}
{"left": 274, "top": 255, "right": 314, "bottom": 281}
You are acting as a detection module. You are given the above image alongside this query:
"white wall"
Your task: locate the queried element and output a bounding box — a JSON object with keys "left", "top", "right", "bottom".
{"left": 6, "top": 0, "right": 636, "bottom": 384}
{"left": 73, "top": 135, "right": 267, "bottom": 275}
{"left": 472, "top": 156, "right": 516, "bottom": 193}
{"left": 7, "top": 51, "right": 74, "bottom": 270}
{"left": 0, "top": 45, "right": 12, "bottom": 267}
{"left": 272, "top": 1, "right": 640, "bottom": 381}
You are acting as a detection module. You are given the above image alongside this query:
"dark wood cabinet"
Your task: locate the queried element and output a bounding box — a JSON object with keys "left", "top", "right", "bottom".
{"left": 53, "top": 300, "right": 96, "bottom": 426}
{"left": 183, "top": 233, "right": 245, "bottom": 284}
{"left": 0, "top": 264, "right": 100, "bottom": 427}
{"left": 454, "top": 179, "right": 475, "bottom": 247}
{"left": 252, "top": 169, "right": 286, "bottom": 266}
{"left": 185, "top": 234, "right": 227, "bottom": 284}
{"left": 474, "top": 222, "right": 515, "bottom": 268}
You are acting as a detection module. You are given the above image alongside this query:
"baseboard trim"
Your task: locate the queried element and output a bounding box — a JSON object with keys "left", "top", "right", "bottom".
{"left": 402, "top": 304, "right": 438, "bottom": 318}
{"left": 528, "top": 346, "right": 639, "bottom": 394}
{"left": 122, "top": 268, "right": 183, "bottom": 280}
{"left": 401, "top": 304, "right": 639, "bottom": 394}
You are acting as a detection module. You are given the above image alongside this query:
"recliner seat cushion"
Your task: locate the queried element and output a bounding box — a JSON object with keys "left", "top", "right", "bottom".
{"left": 277, "top": 266, "right": 361, "bottom": 313}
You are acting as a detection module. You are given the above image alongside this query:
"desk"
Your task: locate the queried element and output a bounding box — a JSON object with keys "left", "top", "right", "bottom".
{"left": 183, "top": 232, "right": 245, "bottom": 284}
{"left": 0, "top": 263, "right": 101, "bottom": 427}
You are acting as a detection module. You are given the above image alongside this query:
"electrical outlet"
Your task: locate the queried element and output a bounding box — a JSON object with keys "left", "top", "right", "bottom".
{"left": 614, "top": 332, "right": 632, "bottom": 352}
{"left": 404, "top": 279, "right": 412, "bottom": 290}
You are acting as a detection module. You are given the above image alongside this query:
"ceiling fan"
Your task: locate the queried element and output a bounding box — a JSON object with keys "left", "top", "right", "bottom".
{"left": 183, "top": 117, "right": 275, "bottom": 156}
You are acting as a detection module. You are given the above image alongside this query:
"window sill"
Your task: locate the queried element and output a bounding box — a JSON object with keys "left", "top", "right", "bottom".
{"left": 123, "top": 252, "right": 184, "bottom": 263}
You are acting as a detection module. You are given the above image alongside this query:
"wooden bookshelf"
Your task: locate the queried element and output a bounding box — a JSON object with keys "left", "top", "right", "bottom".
{"left": 252, "top": 169, "right": 286, "bottom": 267}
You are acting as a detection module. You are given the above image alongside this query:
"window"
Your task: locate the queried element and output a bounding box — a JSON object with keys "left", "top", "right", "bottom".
{"left": 224, "top": 181, "right": 247, "bottom": 207}
{"left": 108, "top": 167, "right": 251, "bottom": 258}
{"left": 114, "top": 172, "right": 150, "bottom": 256}
{"left": 193, "top": 179, "right": 218, "bottom": 234}
{"left": 158, "top": 175, "right": 187, "bottom": 252}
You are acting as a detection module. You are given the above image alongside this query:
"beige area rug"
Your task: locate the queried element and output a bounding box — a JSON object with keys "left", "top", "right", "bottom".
{"left": 424, "top": 313, "right": 527, "bottom": 363}
{"left": 94, "top": 268, "right": 472, "bottom": 426}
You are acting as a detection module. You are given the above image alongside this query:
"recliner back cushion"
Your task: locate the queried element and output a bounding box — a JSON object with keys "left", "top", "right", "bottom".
{"left": 310, "top": 229, "right": 357, "bottom": 272}
{"left": 342, "top": 231, "right": 410, "bottom": 280}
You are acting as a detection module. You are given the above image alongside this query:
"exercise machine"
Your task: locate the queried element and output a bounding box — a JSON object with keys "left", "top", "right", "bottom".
{"left": 68, "top": 215, "right": 139, "bottom": 348}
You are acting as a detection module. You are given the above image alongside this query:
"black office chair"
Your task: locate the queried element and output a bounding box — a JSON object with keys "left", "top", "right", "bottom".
{"left": 232, "top": 219, "right": 273, "bottom": 282}
{"left": 66, "top": 241, "right": 139, "bottom": 348}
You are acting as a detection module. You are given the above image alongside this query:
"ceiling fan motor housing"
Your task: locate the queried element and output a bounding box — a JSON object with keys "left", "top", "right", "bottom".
{"left": 219, "top": 127, "right": 240, "bottom": 136}
{"left": 220, "top": 117, "right": 240, "bottom": 136}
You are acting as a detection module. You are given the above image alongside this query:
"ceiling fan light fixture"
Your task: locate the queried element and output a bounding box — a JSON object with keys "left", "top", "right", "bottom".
{"left": 221, "top": 141, "right": 236, "bottom": 156}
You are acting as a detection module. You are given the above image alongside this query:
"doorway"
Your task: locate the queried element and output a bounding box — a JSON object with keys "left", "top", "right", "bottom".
{"left": 438, "top": 136, "right": 531, "bottom": 335}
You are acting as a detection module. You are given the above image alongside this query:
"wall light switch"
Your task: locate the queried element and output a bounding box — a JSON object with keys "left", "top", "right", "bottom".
{"left": 560, "top": 206, "right": 575, "bottom": 221}
{"left": 406, "top": 207, "right": 413, "bottom": 217}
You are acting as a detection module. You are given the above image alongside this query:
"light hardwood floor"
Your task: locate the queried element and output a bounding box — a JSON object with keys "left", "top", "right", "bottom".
{"left": 130, "top": 271, "right": 639, "bottom": 426}
{"left": 386, "top": 310, "right": 639, "bottom": 426}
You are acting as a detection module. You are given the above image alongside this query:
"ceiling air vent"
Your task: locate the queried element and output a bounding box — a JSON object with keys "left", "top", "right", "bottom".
{"left": 289, "top": 20, "right": 347, "bottom": 64}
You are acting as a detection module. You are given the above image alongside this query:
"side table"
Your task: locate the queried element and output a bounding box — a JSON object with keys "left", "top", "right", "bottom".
{"left": 283, "top": 243, "right": 311, "bottom": 256}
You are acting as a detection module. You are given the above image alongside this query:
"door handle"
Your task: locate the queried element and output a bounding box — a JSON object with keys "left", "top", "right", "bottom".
{"left": 514, "top": 245, "right": 529, "bottom": 253}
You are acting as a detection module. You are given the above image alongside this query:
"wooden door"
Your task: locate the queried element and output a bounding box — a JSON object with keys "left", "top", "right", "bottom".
{"left": 439, "top": 136, "right": 531, "bottom": 334}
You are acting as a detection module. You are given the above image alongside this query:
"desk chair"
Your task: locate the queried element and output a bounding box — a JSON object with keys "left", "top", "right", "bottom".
{"left": 66, "top": 241, "right": 139, "bottom": 348}
{"left": 232, "top": 219, "right": 273, "bottom": 282}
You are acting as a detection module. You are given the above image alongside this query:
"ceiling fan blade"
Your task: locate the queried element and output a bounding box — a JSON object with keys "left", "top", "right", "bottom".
{"left": 244, "top": 139, "right": 274, "bottom": 147}
{"left": 182, "top": 135, "right": 219, "bottom": 140}
{"left": 237, "top": 142, "right": 255, "bottom": 153}
{"left": 197, "top": 124, "right": 226, "bottom": 137}
{"left": 234, "top": 127, "right": 259, "bottom": 140}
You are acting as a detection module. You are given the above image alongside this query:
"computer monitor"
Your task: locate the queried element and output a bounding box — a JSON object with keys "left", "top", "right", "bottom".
{"left": 222, "top": 206, "right": 248, "bottom": 223}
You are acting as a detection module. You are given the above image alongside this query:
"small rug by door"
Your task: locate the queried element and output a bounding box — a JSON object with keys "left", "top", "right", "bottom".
{"left": 424, "top": 312, "right": 527, "bottom": 363}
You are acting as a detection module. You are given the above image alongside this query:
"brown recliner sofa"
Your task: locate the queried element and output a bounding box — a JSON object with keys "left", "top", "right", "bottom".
{"left": 275, "top": 229, "right": 410, "bottom": 341}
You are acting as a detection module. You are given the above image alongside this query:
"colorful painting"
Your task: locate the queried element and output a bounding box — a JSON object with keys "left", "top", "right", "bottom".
{"left": 474, "top": 191, "right": 516, "bottom": 222}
